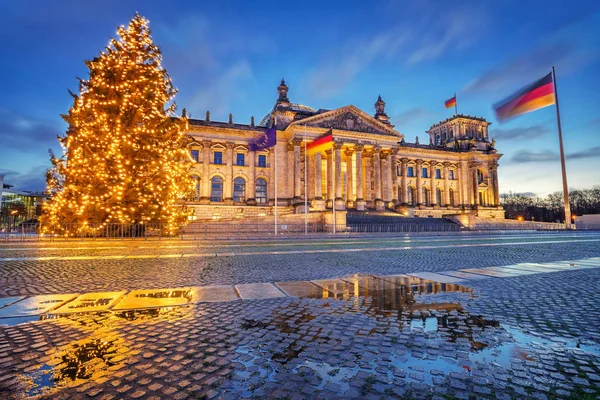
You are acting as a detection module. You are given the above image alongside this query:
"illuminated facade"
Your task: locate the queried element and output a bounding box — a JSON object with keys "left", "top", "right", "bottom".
{"left": 185, "top": 80, "right": 503, "bottom": 220}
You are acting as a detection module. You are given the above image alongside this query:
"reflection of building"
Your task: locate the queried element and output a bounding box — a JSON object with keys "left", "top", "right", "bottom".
{"left": 0, "top": 174, "right": 48, "bottom": 227}
{"left": 185, "top": 80, "right": 504, "bottom": 220}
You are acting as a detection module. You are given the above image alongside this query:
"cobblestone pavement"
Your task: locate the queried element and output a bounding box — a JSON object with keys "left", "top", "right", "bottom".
{"left": 1, "top": 233, "right": 600, "bottom": 399}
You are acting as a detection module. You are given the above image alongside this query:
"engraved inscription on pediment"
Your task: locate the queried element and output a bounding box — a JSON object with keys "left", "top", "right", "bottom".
{"left": 309, "top": 112, "right": 385, "bottom": 134}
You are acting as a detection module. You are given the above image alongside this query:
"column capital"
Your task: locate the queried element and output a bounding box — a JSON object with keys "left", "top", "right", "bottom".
{"left": 443, "top": 161, "right": 451, "bottom": 168}
{"left": 415, "top": 159, "right": 423, "bottom": 166}
{"left": 354, "top": 143, "right": 365, "bottom": 152}
{"left": 373, "top": 145, "right": 382, "bottom": 154}
{"left": 333, "top": 141, "right": 344, "bottom": 150}
{"left": 390, "top": 147, "right": 400, "bottom": 156}
{"left": 488, "top": 161, "right": 499, "bottom": 171}
{"left": 287, "top": 142, "right": 295, "bottom": 152}
{"left": 380, "top": 150, "right": 389, "bottom": 159}
{"left": 400, "top": 158, "right": 410, "bottom": 164}
{"left": 291, "top": 138, "right": 303, "bottom": 146}
{"left": 324, "top": 148, "right": 333, "bottom": 156}
{"left": 203, "top": 140, "right": 212, "bottom": 147}
{"left": 468, "top": 161, "right": 480, "bottom": 169}
{"left": 226, "top": 142, "right": 235, "bottom": 150}
{"left": 362, "top": 149, "right": 374, "bottom": 158}
{"left": 344, "top": 148, "right": 354, "bottom": 157}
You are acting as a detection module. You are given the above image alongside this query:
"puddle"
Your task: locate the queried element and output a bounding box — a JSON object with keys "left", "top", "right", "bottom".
{"left": 0, "top": 315, "right": 40, "bottom": 326}
{"left": 231, "top": 275, "right": 600, "bottom": 396}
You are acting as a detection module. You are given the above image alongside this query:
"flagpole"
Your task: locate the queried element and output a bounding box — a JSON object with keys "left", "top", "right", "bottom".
{"left": 274, "top": 117, "right": 278, "bottom": 236}
{"left": 454, "top": 92, "right": 458, "bottom": 115}
{"left": 552, "top": 66, "right": 571, "bottom": 229}
{"left": 304, "top": 124, "right": 308, "bottom": 235}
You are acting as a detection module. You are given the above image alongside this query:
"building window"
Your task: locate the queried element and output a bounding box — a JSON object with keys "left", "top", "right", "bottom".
{"left": 422, "top": 168, "right": 428, "bottom": 178}
{"left": 190, "top": 149, "right": 200, "bottom": 163}
{"left": 407, "top": 186, "right": 414, "bottom": 205}
{"left": 257, "top": 154, "right": 267, "bottom": 168}
{"left": 233, "top": 177, "right": 245, "bottom": 202}
{"left": 236, "top": 153, "right": 245, "bottom": 166}
{"left": 210, "top": 176, "right": 223, "bottom": 202}
{"left": 422, "top": 187, "right": 429, "bottom": 205}
{"left": 477, "top": 169, "right": 485, "bottom": 184}
{"left": 449, "top": 170, "right": 455, "bottom": 180}
{"left": 449, "top": 189, "right": 455, "bottom": 206}
{"left": 192, "top": 175, "right": 201, "bottom": 200}
{"left": 213, "top": 151, "right": 223, "bottom": 165}
{"left": 256, "top": 178, "right": 267, "bottom": 204}
{"left": 407, "top": 166, "right": 414, "bottom": 177}
{"left": 435, "top": 188, "right": 442, "bottom": 205}
{"left": 435, "top": 169, "right": 441, "bottom": 179}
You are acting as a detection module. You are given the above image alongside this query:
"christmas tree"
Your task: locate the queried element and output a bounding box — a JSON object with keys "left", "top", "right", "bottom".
{"left": 41, "top": 14, "right": 193, "bottom": 236}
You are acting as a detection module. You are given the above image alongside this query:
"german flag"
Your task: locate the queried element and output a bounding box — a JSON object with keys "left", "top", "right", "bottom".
{"left": 445, "top": 96, "right": 456, "bottom": 109}
{"left": 494, "top": 72, "right": 555, "bottom": 121}
{"left": 306, "top": 130, "right": 333, "bottom": 156}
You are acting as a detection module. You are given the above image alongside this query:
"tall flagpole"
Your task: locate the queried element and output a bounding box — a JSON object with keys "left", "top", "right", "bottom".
{"left": 454, "top": 92, "right": 458, "bottom": 115}
{"left": 552, "top": 66, "right": 571, "bottom": 229}
{"left": 304, "top": 124, "right": 308, "bottom": 235}
{"left": 274, "top": 117, "right": 278, "bottom": 236}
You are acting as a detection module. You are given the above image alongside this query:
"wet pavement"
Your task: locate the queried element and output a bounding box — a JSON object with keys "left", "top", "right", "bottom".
{"left": 0, "top": 233, "right": 600, "bottom": 399}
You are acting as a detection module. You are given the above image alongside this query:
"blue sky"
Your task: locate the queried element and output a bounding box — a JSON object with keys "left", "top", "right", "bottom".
{"left": 0, "top": 0, "right": 599, "bottom": 196}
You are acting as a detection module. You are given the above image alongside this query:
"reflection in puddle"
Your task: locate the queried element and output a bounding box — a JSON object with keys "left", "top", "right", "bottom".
{"left": 56, "top": 338, "right": 118, "bottom": 381}
{"left": 232, "top": 275, "right": 599, "bottom": 396}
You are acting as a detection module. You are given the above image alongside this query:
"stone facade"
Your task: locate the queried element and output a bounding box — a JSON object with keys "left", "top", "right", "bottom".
{"left": 185, "top": 80, "right": 504, "bottom": 220}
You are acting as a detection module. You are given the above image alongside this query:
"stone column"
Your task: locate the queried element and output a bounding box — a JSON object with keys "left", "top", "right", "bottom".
{"left": 345, "top": 148, "right": 354, "bottom": 208}
{"left": 293, "top": 138, "right": 302, "bottom": 203}
{"left": 391, "top": 148, "right": 399, "bottom": 205}
{"left": 364, "top": 150, "right": 373, "bottom": 206}
{"left": 314, "top": 152, "right": 325, "bottom": 210}
{"left": 325, "top": 149, "right": 333, "bottom": 208}
{"left": 490, "top": 163, "right": 500, "bottom": 206}
{"left": 355, "top": 144, "right": 365, "bottom": 210}
{"left": 224, "top": 142, "right": 234, "bottom": 204}
{"left": 247, "top": 149, "right": 256, "bottom": 205}
{"left": 334, "top": 141, "right": 345, "bottom": 210}
{"left": 443, "top": 162, "right": 450, "bottom": 207}
{"left": 201, "top": 140, "right": 211, "bottom": 203}
{"left": 400, "top": 158, "right": 408, "bottom": 204}
{"left": 373, "top": 146, "right": 384, "bottom": 210}
{"left": 307, "top": 153, "right": 315, "bottom": 202}
{"left": 430, "top": 163, "right": 436, "bottom": 206}
{"left": 471, "top": 162, "right": 479, "bottom": 206}
{"left": 416, "top": 159, "right": 423, "bottom": 205}
{"left": 287, "top": 142, "right": 295, "bottom": 203}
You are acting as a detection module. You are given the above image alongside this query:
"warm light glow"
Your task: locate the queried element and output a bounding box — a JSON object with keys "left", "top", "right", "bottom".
{"left": 517, "top": 216, "right": 523, "bottom": 221}
{"left": 39, "top": 13, "right": 194, "bottom": 235}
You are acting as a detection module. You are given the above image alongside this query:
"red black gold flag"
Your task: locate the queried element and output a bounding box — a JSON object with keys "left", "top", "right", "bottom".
{"left": 306, "top": 130, "right": 333, "bottom": 156}
{"left": 494, "top": 72, "right": 555, "bottom": 121}
{"left": 444, "top": 96, "right": 456, "bottom": 109}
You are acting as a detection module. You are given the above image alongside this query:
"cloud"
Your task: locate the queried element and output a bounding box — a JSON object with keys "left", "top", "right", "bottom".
{"left": 490, "top": 125, "right": 550, "bottom": 140}
{"left": 512, "top": 150, "right": 557, "bottom": 163}
{"left": 307, "top": 1, "right": 486, "bottom": 99}
{"left": 307, "top": 32, "right": 409, "bottom": 100}
{"left": 185, "top": 60, "right": 253, "bottom": 119}
{"left": 0, "top": 164, "right": 49, "bottom": 192}
{"left": 0, "top": 108, "right": 63, "bottom": 151}
{"left": 510, "top": 146, "right": 600, "bottom": 163}
{"left": 407, "top": 11, "right": 482, "bottom": 65}
{"left": 569, "top": 146, "right": 600, "bottom": 160}
{"left": 463, "top": 14, "right": 600, "bottom": 95}
{"left": 393, "top": 107, "right": 434, "bottom": 127}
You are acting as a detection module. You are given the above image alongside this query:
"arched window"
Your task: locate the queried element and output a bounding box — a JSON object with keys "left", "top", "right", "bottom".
{"left": 192, "top": 175, "right": 201, "bottom": 200}
{"left": 449, "top": 189, "right": 455, "bottom": 206}
{"left": 233, "top": 177, "right": 246, "bottom": 202}
{"left": 435, "top": 188, "right": 442, "bottom": 205}
{"left": 422, "top": 187, "right": 430, "bottom": 206}
{"left": 477, "top": 169, "right": 485, "bottom": 184}
{"left": 210, "top": 176, "right": 223, "bottom": 202}
{"left": 407, "top": 186, "right": 414, "bottom": 205}
{"left": 435, "top": 134, "right": 441, "bottom": 145}
{"left": 256, "top": 178, "right": 267, "bottom": 204}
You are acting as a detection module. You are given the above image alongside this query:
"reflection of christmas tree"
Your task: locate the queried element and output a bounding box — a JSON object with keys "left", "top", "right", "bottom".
{"left": 41, "top": 14, "right": 192, "bottom": 235}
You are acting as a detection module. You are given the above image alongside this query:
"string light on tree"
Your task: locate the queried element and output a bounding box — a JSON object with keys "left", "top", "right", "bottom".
{"left": 41, "top": 13, "right": 193, "bottom": 236}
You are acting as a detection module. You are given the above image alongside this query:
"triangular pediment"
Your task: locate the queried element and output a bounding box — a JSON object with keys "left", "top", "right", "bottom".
{"left": 290, "top": 105, "right": 401, "bottom": 137}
